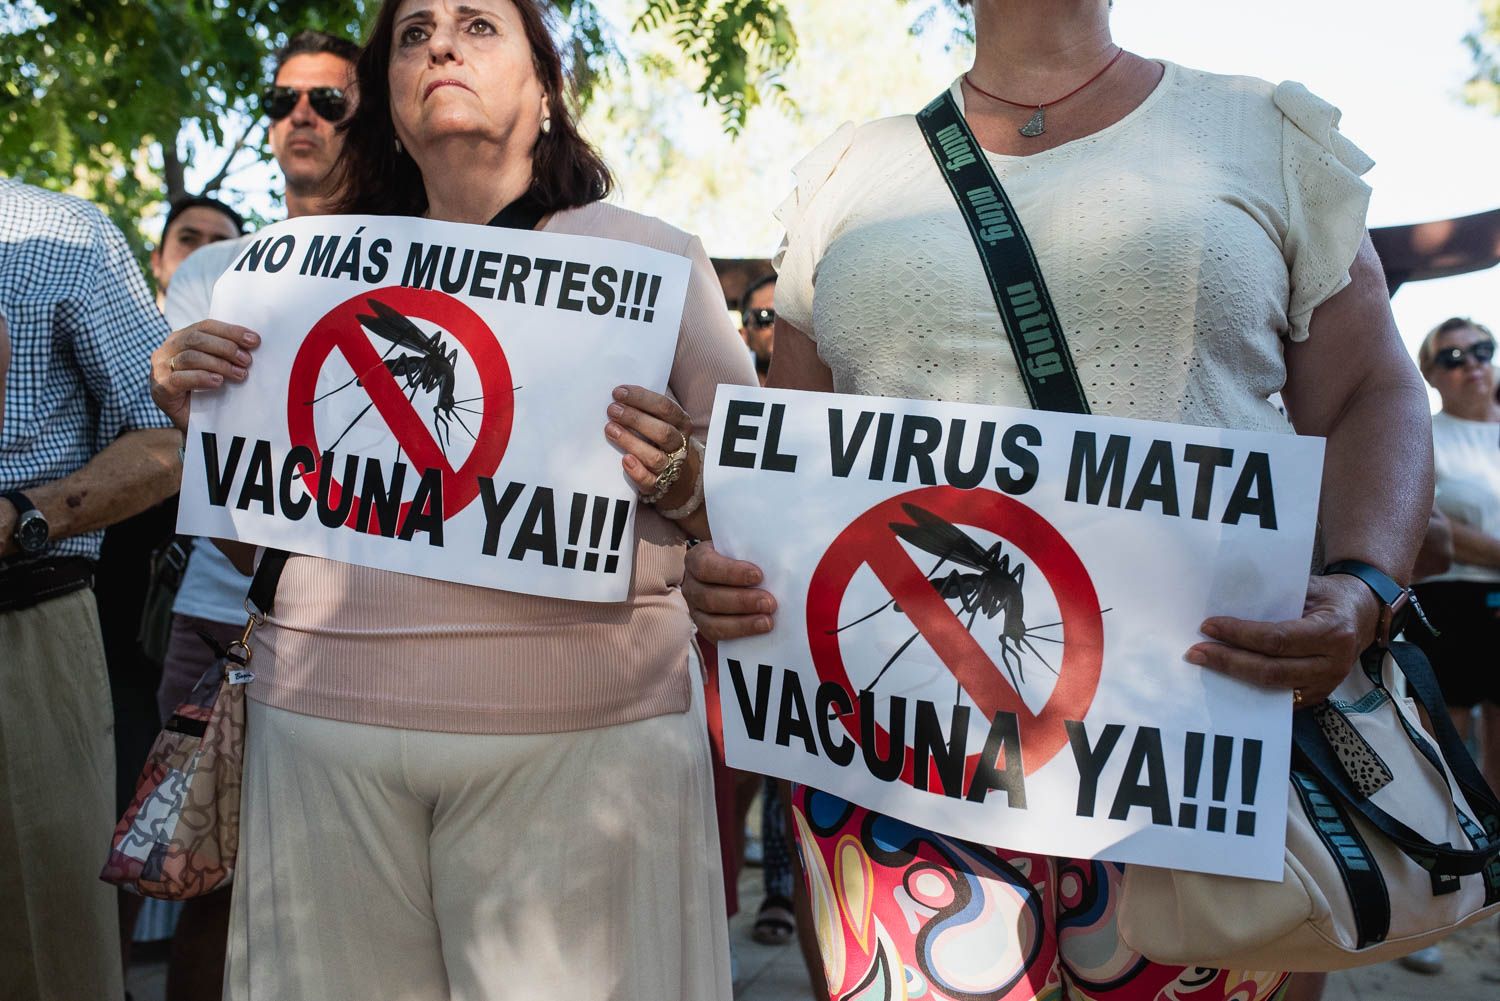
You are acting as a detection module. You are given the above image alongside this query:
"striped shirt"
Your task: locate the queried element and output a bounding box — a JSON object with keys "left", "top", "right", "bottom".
{"left": 0, "top": 180, "right": 173, "bottom": 561}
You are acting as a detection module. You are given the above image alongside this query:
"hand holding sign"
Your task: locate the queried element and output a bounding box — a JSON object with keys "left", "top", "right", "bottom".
{"left": 150, "top": 320, "right": 261, "bottom": 430}
{"left": 1190, "top": 572, "right": 1381, "bottom": 705}
{"left": 684, "top": 541, "right": 776, "bottom": 639}
{"left": 604, "top": 384, "right": 702, "bottom": 522}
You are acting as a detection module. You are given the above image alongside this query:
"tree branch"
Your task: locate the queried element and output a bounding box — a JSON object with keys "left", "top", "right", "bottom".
{"left": 162, "top": 134, "right": 187, "bottom": 203}
{"left": 200, "top": 122, "right": 265, "bottom": 196}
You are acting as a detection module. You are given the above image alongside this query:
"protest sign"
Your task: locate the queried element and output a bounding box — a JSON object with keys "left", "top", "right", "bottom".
{"left": 705, "top": 386, "right": 1326, "bottom": 880}
{"left": 177, "top": 215, "right": 690, "bottom": 602}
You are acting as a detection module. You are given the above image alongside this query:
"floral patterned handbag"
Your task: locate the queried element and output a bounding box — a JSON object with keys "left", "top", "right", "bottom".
{"left": 99, "top": 550, "right": 288, "bottom": 899}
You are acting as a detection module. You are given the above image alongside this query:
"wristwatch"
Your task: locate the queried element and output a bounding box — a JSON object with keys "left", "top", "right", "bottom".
{"left": 2, "top": 490, "right": 50, "bottom": 556}
{"left": 1322, "top": 559, "right": 1414, "bottom": 649}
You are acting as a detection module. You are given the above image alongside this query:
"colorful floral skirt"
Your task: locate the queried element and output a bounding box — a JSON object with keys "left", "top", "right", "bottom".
{"left": 791, "top": 785, "right": 1289, "bottom": 1001}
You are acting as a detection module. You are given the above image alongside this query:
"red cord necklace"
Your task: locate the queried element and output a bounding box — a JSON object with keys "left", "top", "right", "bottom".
{"left": 963, "top": 47, "right": 1126, "bottom": 137}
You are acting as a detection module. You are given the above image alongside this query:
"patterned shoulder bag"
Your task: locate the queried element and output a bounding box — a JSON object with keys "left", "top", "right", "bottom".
{"left": 101, "top": 549, "right": 289, "bottom": 899}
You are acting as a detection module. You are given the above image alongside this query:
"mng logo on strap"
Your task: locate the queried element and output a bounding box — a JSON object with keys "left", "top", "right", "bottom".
{"left": 933, "top": 122, "right": 977, "bottom": 171}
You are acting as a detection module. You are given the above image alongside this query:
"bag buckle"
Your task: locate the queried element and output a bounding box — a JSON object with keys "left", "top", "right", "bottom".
{"left": 224, "top": 600, "right": 267, "bottom": 673}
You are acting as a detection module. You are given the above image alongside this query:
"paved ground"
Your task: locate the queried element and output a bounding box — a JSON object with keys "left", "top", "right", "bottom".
{"left": 128, "top": 867, "right": 1500, "bottom": 1000}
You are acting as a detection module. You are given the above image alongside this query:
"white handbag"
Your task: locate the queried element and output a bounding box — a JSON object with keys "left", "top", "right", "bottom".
{"left": 1119, "top": 643, "right": 1500, "bottom": 971}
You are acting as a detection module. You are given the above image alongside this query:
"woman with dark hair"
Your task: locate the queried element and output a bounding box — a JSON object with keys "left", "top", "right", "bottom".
{"left": 681, "top": 1, "right": 1432, "bottom": 999}
{"left": 148, "top": 1, "right": 752, "bottom": 997}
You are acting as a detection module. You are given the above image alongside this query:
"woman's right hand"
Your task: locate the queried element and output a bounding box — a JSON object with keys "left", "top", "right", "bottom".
{"left": 683, "top": 541, "right": 779, "bottom": 641}
{"left": 149, "top": 320, "right": 260, "bottom": 432}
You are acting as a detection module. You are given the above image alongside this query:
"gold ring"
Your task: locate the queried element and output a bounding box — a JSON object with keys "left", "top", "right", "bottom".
{"left": 665, "top": 427, "right": 688, "bottom": 462}
{"left": 1293, "top": 688, "right": 1304, "bottom": 706}
{"left": 169, "top": 354, "right": 178, "bottom": 373}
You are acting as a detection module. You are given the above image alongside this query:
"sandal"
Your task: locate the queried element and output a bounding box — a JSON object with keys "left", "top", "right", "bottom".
{"left": 752, "top": 894, "right": 796, "bottom": 946}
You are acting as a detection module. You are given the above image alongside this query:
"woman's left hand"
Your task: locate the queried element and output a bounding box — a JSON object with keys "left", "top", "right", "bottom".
{"left": 1185, "top": 573, "right": 1380, "bottom": 705}
{"left": 605, "top": 384, "right": 695, "bottom": 502}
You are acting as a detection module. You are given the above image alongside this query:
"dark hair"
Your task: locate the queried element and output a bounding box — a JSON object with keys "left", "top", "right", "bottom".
{"left": 332, "top": 0, "right": 612, "bottom": 218}
{"left": 273, "top": 30, "right": 361, "bottom": 80}
{"left": 160, "top": 195, "right": 245, "bottom": 242}
{"left": 739, "top": 272, "right": 777, "bottom": 318}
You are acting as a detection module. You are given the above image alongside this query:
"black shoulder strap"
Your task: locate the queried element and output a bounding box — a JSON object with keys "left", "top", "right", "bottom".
{"left": 915, "top": 89, "right": 1089, "bottom": 415}
{"left": 247, "top": 549, "right": 290, "bottom": 617}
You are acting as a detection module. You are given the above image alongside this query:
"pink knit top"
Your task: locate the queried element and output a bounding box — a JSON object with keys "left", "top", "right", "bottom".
{"left": 249, "top": 202, "right": 756, "bottom": 734}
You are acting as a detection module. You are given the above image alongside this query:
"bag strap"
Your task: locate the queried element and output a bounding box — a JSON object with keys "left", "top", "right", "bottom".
{"left": 1288, "top": 763, "right": 1391, "bottom": 949}
{"left": 1381, "top": 644, "right": 1500, "bottom": 833}
{"left": 915, "top": 89, "right": 1090, "bottom": 415}
{"left": 1292, "top": 644, "right": 1500, "bottom": 881}
{"left": 246, "top": 549, "right": 290, "bottom": 618}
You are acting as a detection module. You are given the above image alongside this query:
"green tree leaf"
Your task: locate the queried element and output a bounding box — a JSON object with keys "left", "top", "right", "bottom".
{"left": 1467, "top": 0, "right": 1500, "bottom": 114}
{"left": 0, "top": 0, "right": 794, "bottom": 267}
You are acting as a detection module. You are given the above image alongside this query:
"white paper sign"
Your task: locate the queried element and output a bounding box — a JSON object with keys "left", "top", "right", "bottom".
{"left": 706, "top": 386, "right": 1326, "bottom": 880}
{"left": 177, "top": 215, "right": 690, "bottom": 602}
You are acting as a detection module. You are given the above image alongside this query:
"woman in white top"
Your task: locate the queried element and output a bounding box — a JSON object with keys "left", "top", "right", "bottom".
{"left": 683, "top": 1, "right": 1433, "bottom": 998}
{"left": 1409, "top": 317, "right": 1500, "bottom": 791}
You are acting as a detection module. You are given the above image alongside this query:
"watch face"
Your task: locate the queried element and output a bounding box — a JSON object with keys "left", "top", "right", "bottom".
{"left": 16, "top": 512, "right": 48, "bottom": 553}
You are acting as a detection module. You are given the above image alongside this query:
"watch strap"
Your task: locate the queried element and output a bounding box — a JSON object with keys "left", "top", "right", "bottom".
{"left": 1323, "top": 559, "right": 1409, "bottom": 647}
{"left": 2, "top": 490, "right": 36, "bottom": 518}
{"left": 1323, "top": 559, "right": 1404, "bottom": 606}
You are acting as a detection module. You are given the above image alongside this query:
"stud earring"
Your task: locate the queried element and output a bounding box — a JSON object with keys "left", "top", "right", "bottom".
{"left": 540, "top": 115, "right": 552, "bottom": 135}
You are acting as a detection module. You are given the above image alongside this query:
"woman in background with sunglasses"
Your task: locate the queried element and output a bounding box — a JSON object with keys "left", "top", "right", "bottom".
{"left": 1409, "top": 317, "right": 1500, "bottom": 802}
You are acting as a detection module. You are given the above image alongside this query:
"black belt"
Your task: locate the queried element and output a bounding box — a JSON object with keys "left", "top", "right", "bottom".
{"left": 0, "top": 556, "right": 96, "bottom": 613}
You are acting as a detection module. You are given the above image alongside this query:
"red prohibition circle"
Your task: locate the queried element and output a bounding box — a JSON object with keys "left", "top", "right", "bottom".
{"left": 286, "top": 285, "right": 513, "bottom": 531}
{"left": 805, "top": 485, "right": 1104, "bottom": 785}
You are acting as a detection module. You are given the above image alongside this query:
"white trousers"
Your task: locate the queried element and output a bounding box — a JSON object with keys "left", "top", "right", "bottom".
{"left": 226, "top": 684, "right": 731, "bottom": 1001}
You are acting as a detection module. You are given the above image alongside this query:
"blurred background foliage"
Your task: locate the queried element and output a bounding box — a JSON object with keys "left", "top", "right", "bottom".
{"left": 0, "top": 0, "right": 796, "bottom": 258}
{"left": 1467, "top": 0, "right": 1500, "bottom": 111}
{"left": 3, "top": 0, "right": 1497, "bottom": 265}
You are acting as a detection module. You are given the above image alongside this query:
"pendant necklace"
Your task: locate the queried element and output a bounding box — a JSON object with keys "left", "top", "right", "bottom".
{"left": 964, "top": 47, "right": 1126, "bottom": 137}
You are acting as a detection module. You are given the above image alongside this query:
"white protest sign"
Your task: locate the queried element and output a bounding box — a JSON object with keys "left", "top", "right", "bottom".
{"left": 706, "top": 386, "right": 1326, "bottom": 880}
{"left": 177, "top": 215, "right": 689, "bottom": 602}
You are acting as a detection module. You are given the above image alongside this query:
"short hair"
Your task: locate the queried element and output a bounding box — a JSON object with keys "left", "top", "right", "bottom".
{"left": 272, "top": 30, "right": 360, "bottom": 80}
{"left": 739, "top": 272, "right": 777, "bottom": 318}
{"left": 1418, "top": 316, "right": 1495, "bottom": 372}
{"left": 160, "top": 195, "right": 245, "bottom": 243}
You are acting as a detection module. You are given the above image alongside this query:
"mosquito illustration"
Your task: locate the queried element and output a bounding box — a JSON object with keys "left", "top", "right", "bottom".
{"left": 307, "top": 298, "right": 488, "bottom": 458}
{"left": 830, "top": 503, "right": 1071, "bottom": 702}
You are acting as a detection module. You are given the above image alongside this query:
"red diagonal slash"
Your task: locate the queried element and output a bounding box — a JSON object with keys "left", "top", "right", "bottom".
{"left": 330, "top": 322, "right": 454, "bottom": 481}
{"left": 286, "top": 285, "right": 514, "bottom": 529}
{"left": 806, "top": 485, "right": 1104, "bottom": 778}
{"left": 861, "top": 527, "right": 1022, "bottom": 723}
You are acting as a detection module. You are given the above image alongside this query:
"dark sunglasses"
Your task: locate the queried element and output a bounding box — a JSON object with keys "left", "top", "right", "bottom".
{"left": 743, "top": 307, "right": 775, "bottom": 330}
{"left": 1432, "top": 340, "right": 1496, "bottom": 370}
{"left": 262, "top": 86, "right": 348, "bottom": 123}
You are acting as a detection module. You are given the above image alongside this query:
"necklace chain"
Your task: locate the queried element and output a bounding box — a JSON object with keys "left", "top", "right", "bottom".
{"left": 963, "top": 47, "right": 1126, "bottom": 112}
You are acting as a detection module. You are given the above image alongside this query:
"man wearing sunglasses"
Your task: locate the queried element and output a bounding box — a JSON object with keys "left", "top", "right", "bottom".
{"left": 263, "top": 32, "right": 358, "bottom": 217}
{"left": 739, "top": 272, "right": 777, "bottom": 386}
{"left": 146, "top": 28, "right": 359, "bottom": 1001}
